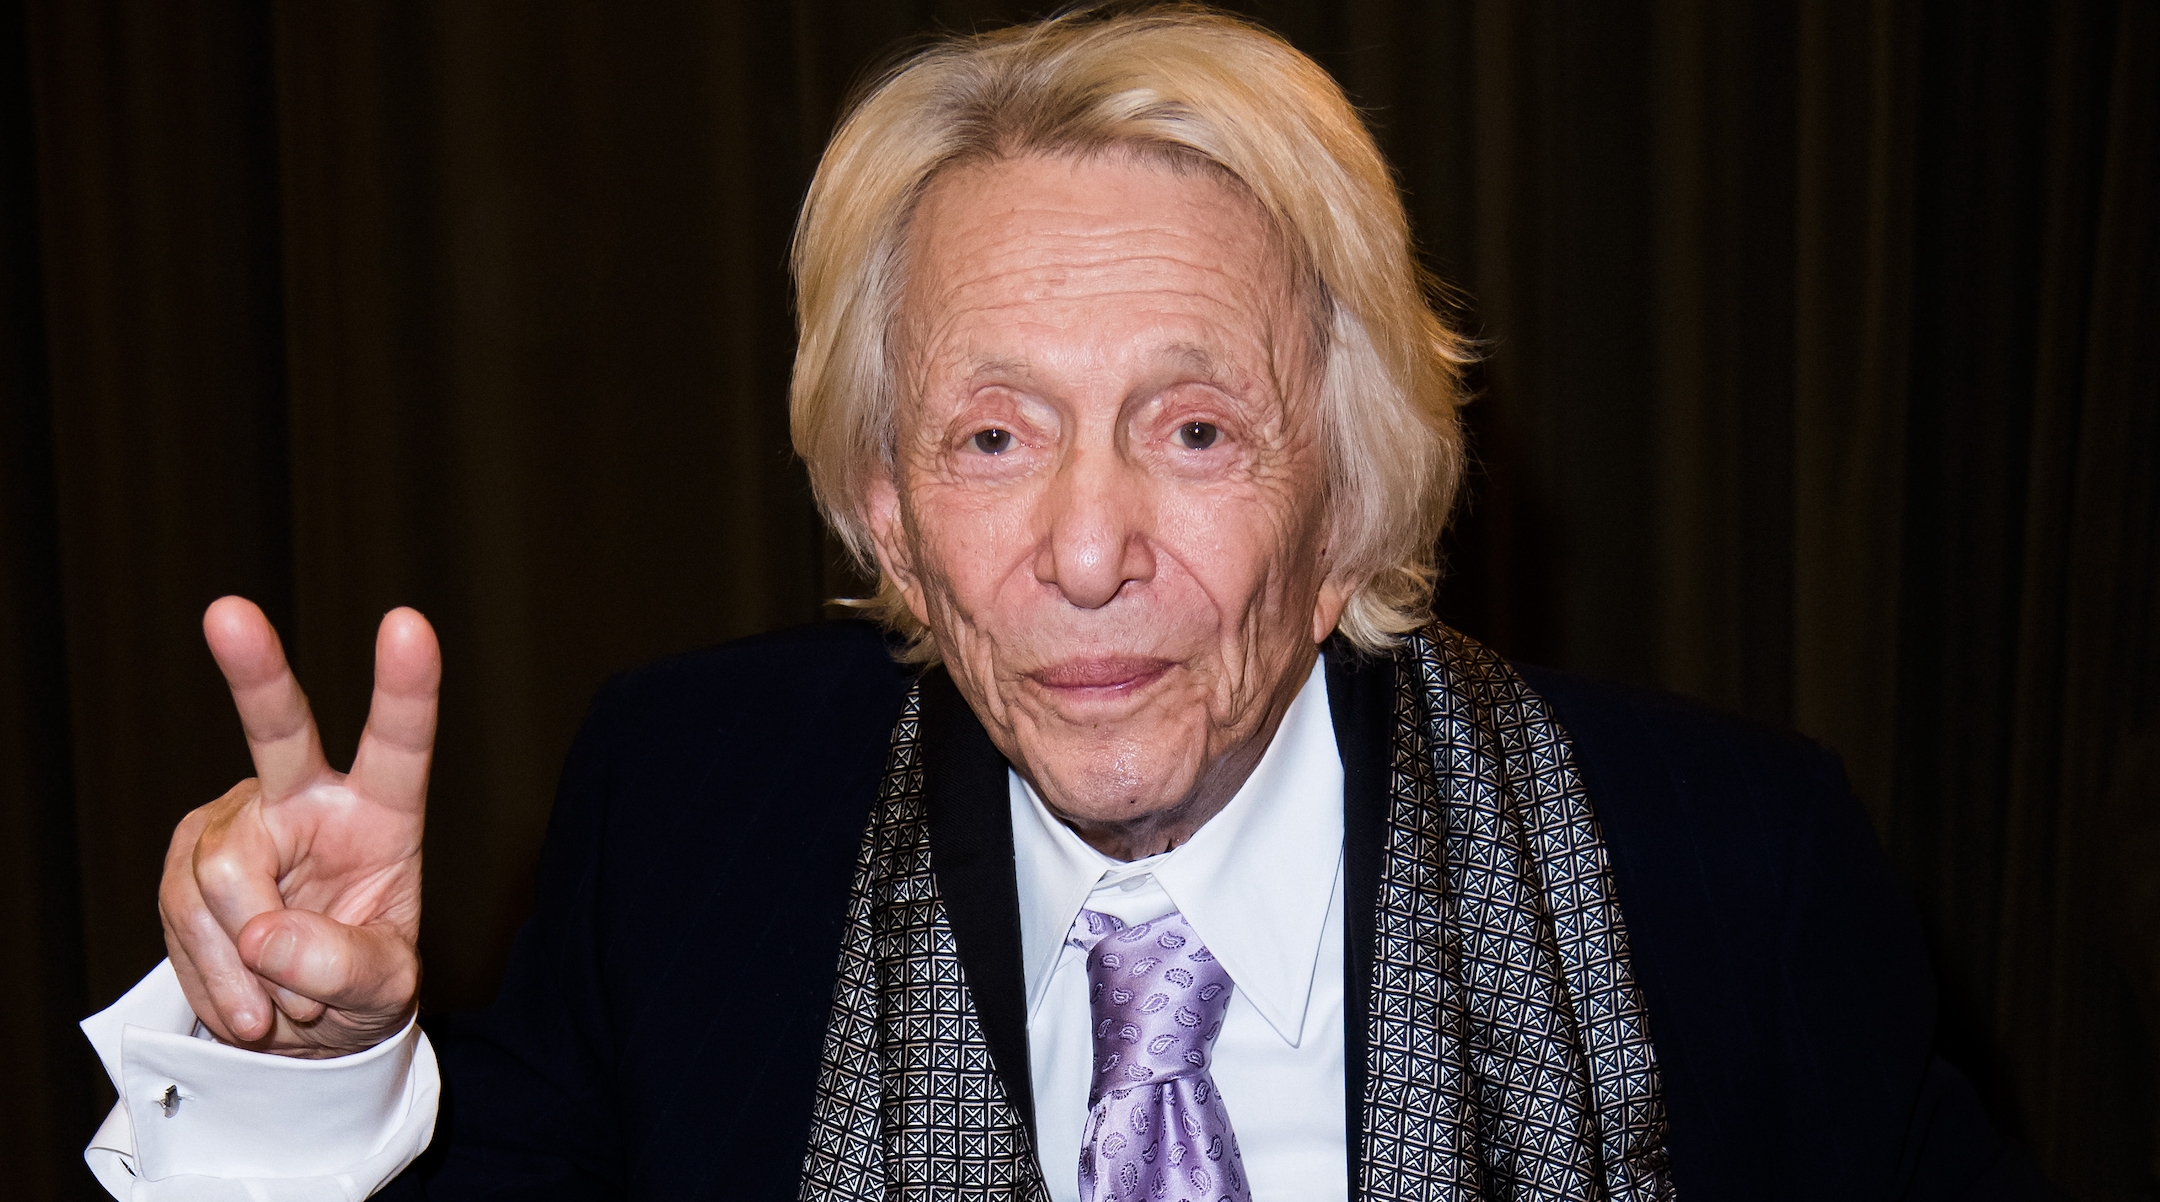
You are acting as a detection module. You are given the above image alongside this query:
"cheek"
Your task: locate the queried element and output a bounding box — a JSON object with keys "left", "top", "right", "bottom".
{"left": 903, "top": 478, "right": 1041, "bottom": 606}
{"left": 1157, "top": 473, "right": 1327, "bottom": 599}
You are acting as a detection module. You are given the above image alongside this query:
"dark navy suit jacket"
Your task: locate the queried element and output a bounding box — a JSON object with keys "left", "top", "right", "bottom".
{"left": 383, "top": 621, "right": 2047, "bottom": 1199}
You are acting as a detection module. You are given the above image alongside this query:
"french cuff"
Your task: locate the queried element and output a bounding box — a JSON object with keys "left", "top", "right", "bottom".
{"left": 79, "top": 960, "right": 439, "bottom": 1202}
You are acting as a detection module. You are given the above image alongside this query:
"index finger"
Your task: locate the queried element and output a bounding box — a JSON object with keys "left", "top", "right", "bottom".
{"left": 348, "top": 607, "right": 440, "bottom": 814}
{"left": 204, "top": 596, "right": 329, "bottom": 799}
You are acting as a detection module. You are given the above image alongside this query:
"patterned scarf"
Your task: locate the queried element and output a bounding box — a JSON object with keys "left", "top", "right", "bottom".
{"left": 800, "top": 625, "right": 1673, "bottom": 1201}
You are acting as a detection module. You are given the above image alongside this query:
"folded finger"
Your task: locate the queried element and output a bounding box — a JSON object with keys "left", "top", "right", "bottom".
{"left": 237, "top": 909, "right": 420, "bottom": 1021}
{"left": 204, "top": 597, "right": 329, "bottom": 798}
{"left": 192, "top": 791, "right": 289, "bottom": 946}
{"left": 161, "top": 819, "right": 276, "bottom": 1042}
{"left": 268, "top": 981, "right": 328, "bottom": 1025}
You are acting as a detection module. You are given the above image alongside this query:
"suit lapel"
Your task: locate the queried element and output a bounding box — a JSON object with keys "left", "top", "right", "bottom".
{"left": 1327, "top": 640, "right": 1396, "bottom": 1201}
{"left": 920, "top": 666, "right": 1038, "bottom": 1140}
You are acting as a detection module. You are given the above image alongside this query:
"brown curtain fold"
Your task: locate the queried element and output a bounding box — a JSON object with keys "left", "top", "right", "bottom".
{"left": 1, "top": 5, "right": 88, "bottom": 1198}
{"left": 4, "top": 2, "right": 2154, "bottom": 1197}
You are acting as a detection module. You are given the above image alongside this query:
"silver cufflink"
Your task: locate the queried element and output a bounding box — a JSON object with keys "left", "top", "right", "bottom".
{"left": 157, "top": 1085, "right": 180, "bottom": 1117}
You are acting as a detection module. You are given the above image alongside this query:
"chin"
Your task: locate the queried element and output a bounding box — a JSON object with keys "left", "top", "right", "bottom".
{"left": 1020, "top": 721, "right": 1207, "bottom": 818}
{"left": 1040, "top": 774, "right": 1195, "bottom": 827}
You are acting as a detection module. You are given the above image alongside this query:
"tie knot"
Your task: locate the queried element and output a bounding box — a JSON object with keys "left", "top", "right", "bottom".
{"left": 1079, "top": 909, "right": 1234, "bottom": 1108}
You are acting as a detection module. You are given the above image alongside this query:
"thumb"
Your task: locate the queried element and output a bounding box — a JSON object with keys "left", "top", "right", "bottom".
{"left": 237, "top": 909, "right": 419, "bottom": 1023}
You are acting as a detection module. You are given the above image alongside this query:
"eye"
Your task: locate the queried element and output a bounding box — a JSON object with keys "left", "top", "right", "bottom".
{"left": 1175, "top": 421, "right": 1219, "bottom": 450}
{"left": 970, "top": 428, "right": 1013, "bottom": 454}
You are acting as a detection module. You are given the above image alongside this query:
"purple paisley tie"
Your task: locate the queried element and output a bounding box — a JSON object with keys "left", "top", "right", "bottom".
{"left": 1075, "top": 908, "right": 1251, "bottom": 1202}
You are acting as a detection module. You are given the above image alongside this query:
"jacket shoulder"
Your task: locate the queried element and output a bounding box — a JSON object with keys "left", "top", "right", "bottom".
{"left": 1513, "top": 664, "right": 2014, "bottom": 1194}
{"left": 1515, "top": 663, "right": 1847, "bottom": 802}
{"left": 584, "top": 618, "right": 913, "bottom": 759}
{"left": 551, "top": 617, "right": 916, "bottom": 895}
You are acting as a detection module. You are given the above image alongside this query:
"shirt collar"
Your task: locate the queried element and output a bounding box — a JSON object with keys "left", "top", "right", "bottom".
{"left": 1009, "top": 656, "right": 1345, "bottom": 1046}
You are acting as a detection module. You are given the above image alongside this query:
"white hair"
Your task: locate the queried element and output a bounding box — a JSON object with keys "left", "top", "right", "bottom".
{"left": 790, "top": 4, "right": 1472, "bottom": 659}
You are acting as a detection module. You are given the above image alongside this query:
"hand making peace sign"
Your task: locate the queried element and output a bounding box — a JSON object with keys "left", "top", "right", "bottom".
{"left": 159, "top": 596, "right": 437, "bottom": 1058}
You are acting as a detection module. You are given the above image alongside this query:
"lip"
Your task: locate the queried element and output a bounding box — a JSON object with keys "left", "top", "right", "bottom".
{"left": 1026, "top": 656, "right": 1173, "bottom": 695}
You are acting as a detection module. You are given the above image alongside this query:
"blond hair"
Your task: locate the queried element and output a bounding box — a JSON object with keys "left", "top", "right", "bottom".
{"left": 789, "top": 4, "right": 1471, "bottom": 659}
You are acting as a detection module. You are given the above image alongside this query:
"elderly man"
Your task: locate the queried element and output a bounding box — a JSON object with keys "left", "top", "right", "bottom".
{"left": 83, "top": 9, "right": 2035, "bottom": 1202}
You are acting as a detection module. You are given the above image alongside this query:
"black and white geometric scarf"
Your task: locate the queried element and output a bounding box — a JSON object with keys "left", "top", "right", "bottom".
{"left": 800, "top": 624, "right": 1673, "bottom": 1201}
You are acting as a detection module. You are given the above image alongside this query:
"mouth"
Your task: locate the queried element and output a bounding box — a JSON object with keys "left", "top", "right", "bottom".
{"left": 1026, "top": 656, "right": 1174, "bottom": 698}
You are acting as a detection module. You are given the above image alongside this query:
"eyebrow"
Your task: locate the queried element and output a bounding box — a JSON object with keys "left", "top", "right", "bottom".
{"left": 1157, "top": 342, "right": 1227, "bottom": 384}
{"left": 960, "top": 356, "right": 1032, "bottom": 386}
{"left": 958, "top": 343, "right": 1231, "bottom": 387}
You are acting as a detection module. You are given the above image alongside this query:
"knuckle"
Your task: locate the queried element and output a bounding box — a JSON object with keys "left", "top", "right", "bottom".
{"left": 200, "top": 779, "right": 260, "bottom": 831}
{"left": 164, "top": 809, "right": 210, "bottom": 866}
{"left": 192, "top": 845, "right": 256, "bottom": 898}
{"left": 175, "top": 780, "right": 258, "bottom": 863}
{"left": 156, "top": 885, "right": 186, "bottom": 930}
{"left": 158, "top": 878, "right": 212, "bottom": 935}
{"left": 215, "top": 777, "right": 261, "bottom": 806}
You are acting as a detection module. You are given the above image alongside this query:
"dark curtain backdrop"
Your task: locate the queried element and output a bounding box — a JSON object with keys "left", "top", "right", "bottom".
{"left": 4, "top": 2, "right": 2155, "bottom": 1198}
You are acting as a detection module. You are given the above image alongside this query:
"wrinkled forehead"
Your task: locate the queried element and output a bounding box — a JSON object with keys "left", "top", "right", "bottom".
{"left": 889, "top": 150, "right": 1324, "bottom": 403}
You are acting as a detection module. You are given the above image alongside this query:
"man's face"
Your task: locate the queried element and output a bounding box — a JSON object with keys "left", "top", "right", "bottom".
{"left": 868, "top": 152, "right": 1349, "bottom": 858}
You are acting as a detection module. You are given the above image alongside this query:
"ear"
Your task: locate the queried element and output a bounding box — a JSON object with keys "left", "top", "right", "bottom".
{"left": 1305, "top": 516, "right": 1360, "bottom": 644}
{"left": 1311, "top": 569, "right": 1357, "bottom": 645}
{"left": 865, "top": 470, "right": 932, "bottom": 627}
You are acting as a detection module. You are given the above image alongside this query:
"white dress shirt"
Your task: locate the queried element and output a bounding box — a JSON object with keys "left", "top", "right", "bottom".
{"left": 79, "top": 658, "right": 1348, "bottom": 1200}
{"left": 1014, "top": 657, "right": 1348, "bottom": 1202}
{"left": 78, "top": 960, "right": 436, "bottom": 1201}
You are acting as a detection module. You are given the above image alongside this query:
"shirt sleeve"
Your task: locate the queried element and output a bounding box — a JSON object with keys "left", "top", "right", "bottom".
{"left": 78, "top": 959, "right": 440, "bottom": 1202}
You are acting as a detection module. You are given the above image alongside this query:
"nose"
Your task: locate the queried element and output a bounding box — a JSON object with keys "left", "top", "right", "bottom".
{"left": 1034, "top": 447, "right": 1155, "bottom": 609}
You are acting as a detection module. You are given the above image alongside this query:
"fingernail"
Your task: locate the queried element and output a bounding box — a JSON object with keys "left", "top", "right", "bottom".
{"left": 254, "top": 927, "right": 297, "bottom": 975}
